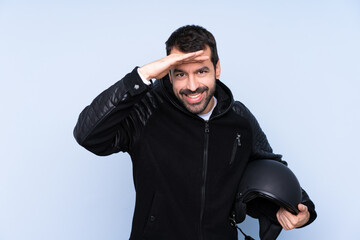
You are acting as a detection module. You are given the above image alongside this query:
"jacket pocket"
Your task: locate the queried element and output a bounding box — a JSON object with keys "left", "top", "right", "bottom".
{"left": 229, "top": 133, "right": 241, "bottom": 165}
{"left": 142, "top": 192, "right": 161, "bottom": 238}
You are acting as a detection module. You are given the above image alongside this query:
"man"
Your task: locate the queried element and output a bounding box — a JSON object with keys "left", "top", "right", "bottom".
{"left": 74, "top": 25, "right": 316, "bottom": 240}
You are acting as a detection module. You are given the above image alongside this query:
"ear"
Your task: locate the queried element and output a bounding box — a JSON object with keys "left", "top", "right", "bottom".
{"left": 215, "top": 60, "right": 221, "bottom": 79}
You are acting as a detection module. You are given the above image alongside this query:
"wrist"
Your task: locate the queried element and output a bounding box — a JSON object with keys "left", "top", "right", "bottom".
{"left": 137, "top": 67, "right": 153, "bottom": 86}
{"left": 138, "top": 66, "right": 151, "bottom": 81}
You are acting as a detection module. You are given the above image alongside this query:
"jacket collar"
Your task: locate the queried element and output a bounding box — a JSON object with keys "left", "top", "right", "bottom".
{"left": 159, "top": 75, "right": 234, "bottom": 120}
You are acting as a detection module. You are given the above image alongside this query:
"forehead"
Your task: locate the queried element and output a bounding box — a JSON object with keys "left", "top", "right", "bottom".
{"left": 170, "top": 45, "right": 211, "bottom": 56}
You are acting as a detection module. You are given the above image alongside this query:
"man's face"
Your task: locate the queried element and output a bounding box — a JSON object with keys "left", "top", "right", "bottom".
{"left": 169, "top": 46, "right": 221, "bottom": 115}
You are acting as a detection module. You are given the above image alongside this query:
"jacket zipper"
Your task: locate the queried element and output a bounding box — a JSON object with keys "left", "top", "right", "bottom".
{"left": 229, "top": 133, "right": 241, "bottom": 165}
{"left": 199, "top": 121, "right": 210, "bottom": 240}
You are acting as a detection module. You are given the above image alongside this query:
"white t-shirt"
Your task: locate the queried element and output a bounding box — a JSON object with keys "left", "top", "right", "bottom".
{"left": 198, "top": 97, "right": 217, "bottom": 121}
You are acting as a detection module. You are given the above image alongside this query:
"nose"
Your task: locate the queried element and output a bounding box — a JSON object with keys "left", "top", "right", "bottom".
{"left": 186, "top": 74, "right": 199, "bottom": 91}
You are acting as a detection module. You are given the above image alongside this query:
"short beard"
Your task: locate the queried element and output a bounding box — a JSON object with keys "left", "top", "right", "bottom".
{"left": 180, "top": 85, "right": 216, "bottom": 114}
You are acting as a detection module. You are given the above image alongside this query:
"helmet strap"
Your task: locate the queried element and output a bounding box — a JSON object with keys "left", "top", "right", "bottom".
{"left": 230, "top": 213, "right": 255, "bottom": 240}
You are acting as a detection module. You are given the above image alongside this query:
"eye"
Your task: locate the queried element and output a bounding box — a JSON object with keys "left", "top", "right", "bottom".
{"left": 198, "top": 69, "right": 208, "bottom": 75}
{"left": 175, "top": 72, "right": 186, "bottom": 78}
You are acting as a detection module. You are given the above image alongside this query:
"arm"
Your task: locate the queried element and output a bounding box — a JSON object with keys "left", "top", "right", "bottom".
{"left": 249, "top": 109, "right": 317, "bottom": 228}
{"left": 73, "top": 67, "right": 151, "bottom": 155}
{"left": 74, "top": 50, "right": 209, "bottom": 155}
{"left": 234, "top": 101, "right": 317, "bottom": 228}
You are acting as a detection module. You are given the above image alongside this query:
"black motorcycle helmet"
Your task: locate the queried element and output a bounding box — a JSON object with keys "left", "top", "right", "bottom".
{"left": 233, "top": 159, "right": 302, "bottom": 240}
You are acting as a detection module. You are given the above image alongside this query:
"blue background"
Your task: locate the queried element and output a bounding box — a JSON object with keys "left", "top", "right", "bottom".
{"left": 1, "top": 0, "right": 359, "bottom": 239}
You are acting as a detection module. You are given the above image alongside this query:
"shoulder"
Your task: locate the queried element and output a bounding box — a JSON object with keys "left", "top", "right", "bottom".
{"left": 231, "top": 101, "right": 263, "bottom": 132}
{"left": 232, "top": 101, "right": 253, "bottom": 119}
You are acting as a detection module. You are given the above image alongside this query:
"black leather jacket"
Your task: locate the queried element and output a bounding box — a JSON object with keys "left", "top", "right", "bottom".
{"left": 74, "top": 67, "right": 316, "bottom": 240}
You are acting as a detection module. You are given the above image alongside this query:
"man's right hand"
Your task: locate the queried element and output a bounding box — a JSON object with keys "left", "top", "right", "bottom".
{"left": 138, "top": 50, "right": 209, "bottom": 81}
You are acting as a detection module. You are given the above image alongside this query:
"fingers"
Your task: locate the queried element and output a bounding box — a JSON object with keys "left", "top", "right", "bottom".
{"left": 276, "top": 207, "right": 294, "bottom": 230}
{"left": 138, "top": 50, "right": 210, "bottom": 80}
{"left": 276, "top": 205, "right": 310, "bottom": 230}
{"left": 169, "top": 50, "right": 209, "bottom": 66}
{"left": 298, "top": 203, "right": 308, "bottom": 212}
{"left": 179, "top": 50, "right": 204, "bottom": 58}
{"left": 277, "top": 208, "right": 298, "bottom": 230}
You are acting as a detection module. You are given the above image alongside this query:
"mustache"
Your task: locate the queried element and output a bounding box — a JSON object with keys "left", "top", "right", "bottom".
{"left": 179, "top": 86, "right": 209, "bottom": 95}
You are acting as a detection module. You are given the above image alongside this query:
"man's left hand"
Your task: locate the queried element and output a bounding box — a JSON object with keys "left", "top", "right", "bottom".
{"left": 276, "top": 203, "right": 310, "bottom": 230}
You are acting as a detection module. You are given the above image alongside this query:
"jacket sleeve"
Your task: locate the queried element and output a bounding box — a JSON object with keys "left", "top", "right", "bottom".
{"left": 235, "top": 101, "right": 317, "bottom": 227}
{"left": 73, "top": 67, "right": 152, "bottom": 156}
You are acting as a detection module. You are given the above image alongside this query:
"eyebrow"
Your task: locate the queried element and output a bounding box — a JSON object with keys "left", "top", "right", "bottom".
{"left": 197, "top": 66, "right": 210, "bottom": 72}
{"left": 173, "top": 68, "right": 184, "bottom": 73}
{"left": 173, "top": 66, "right": 210, "bottom": 74}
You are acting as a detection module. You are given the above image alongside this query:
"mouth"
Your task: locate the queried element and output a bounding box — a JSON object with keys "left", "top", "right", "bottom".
{"left": 180, "top": 87, "right": 208, "bottom": 104}
{"left": 184, "top": 92, "right": 204, "bottom": 104}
